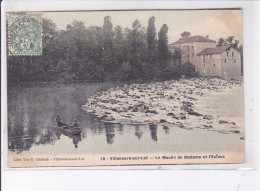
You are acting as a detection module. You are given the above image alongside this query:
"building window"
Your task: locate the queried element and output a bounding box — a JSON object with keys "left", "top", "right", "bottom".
{"left": 203, "top": 59, "right": 206, "bottom": 63}
{"left": 192, "top": 53, "right": 194, "bottom": 58}
{"left": 224, "top": 59, "right": 227, "bottom": 63}
{"left": 210, "top": 55, "right": 212, "bottom": 59}
{"left": 232, "top": 52, "right": 234, "bottom": 57}
{"left": 192, "top": 46, "right": 194, "bottom": 51}
{"left": 188, "top": 54, "right": 189, "bottom": 58}
{"left": 213, "top": 64, "right": 215, "bottom": 67}
{"left": 234, "top": 59, "right": 236, "bottom": 63}
{"left": 227, "top": 52, "right": 229, "bottom": 56}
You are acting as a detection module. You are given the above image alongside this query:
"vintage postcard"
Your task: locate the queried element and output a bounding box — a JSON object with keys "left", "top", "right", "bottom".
{"left": 6, "top": 9, "right": 244, "bottom": 167}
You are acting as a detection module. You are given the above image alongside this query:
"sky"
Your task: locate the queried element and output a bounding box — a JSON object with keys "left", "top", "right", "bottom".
{"left": 41, "top": 9, "right": 242, "bottom": 44}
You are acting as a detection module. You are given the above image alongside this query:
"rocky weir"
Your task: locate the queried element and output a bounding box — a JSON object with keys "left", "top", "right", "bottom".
{"left": 82, "top": 78, "right": 244, "bottom": 137}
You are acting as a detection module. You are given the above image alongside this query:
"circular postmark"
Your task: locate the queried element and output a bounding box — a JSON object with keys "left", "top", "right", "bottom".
{"left": 8, "top": 13, "right": 42, "bottom": 56}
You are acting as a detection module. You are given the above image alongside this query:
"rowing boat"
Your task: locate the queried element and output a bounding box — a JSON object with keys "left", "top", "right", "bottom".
{"left": 55, "top": 123, "right": 81, "bottom": 135}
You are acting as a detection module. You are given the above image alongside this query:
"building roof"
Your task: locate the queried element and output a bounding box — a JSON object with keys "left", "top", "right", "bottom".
{"left": 197, "top": 45, "right": 232, "bottom": 56}
{"left": 171, "top": 35, "right": 216, "bottom": 45}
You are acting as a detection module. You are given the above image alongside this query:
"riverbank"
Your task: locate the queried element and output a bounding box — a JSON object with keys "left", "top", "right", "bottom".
{"left": 82, "top": 78, "right": 244, "bottom": 137}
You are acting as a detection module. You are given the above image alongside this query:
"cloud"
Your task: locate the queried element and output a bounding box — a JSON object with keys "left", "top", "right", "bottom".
{"left": 169, "top": 16, "right": 242, "bottom": 43}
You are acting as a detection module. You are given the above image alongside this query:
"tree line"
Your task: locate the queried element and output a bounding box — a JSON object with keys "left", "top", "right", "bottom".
{"left": 7, "top": 16, "right": 243, "bottom": 85}
{"left": 8, "top": 16, "right": 186, "bottom": 85}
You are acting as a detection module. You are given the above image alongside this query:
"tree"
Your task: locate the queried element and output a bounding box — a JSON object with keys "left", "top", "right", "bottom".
{"left": 232, "top": 40, "right": 240, "bottom": 49}
{"left": 42, "top": 18, "right": 58, "bottom": 47}
{"left": 181, "top": 31, "right": 191, "bottom": 38}
{"left": 128, "top": 19, "right": 147, "bottom": 78}
{"left": 114, "top": 26, "right": 125, "bottom": 65}
{"left": 103, "top": 16, "right": 114, "bottom": 47}
{"left": 102, "top": 16, "right": 118, "bottom": 79}
{"left": 62, "top": 21, "right": 87, "bottom": 80}
{"left": 122, "top": 27, "right": 132, "bottom": 62}
{"left": 180, "top": 62, "right": 198, "bottom": 78}
{"left": 147, "top": 16, "right": 157, "bottom": 64}
{"left": 85, "top": 26, "right": 103, "bottom": 62}
{"left": 218, "top": 36, "right": 240, "bottom": 48}
{"left": 158, "top": 24, "right": 169, "bottom": 63}
{"left": 36, "top": 18, "right": 59, "bottom": 74}
{"left": 217, "top": 38, "right": 225, "bottom": 46}
{"left": 227, "top": 36, "right": 234, "bottom": 44}
{"left": 119, "top": 62, "right": 132, "bottom": 81}
{"left": 7, "top": 16, "right": 185, "bottom": 84}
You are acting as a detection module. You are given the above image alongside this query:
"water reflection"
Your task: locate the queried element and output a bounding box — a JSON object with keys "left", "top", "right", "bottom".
{"left": 163, "top": 125, "right": 170, "bottom": 135}
{"left": 8, "top": 82, "right": 171, "bottom": 154}
{"left": 8, "top": 112, "right": 172, "bottom": 153}
{"left": 105, "top": 123, "right": 115, "bottom": 144}
{"left": 135, "top": 125, "right": 143, "bottom": 139}
{"left": 8, "top": 119, "right": 59, "bottom": 154}
{"left": 149, "top": 124, "right": 158, "bottom": 142}
{"left": 72, "top": 135, "right": 81, "bottom": 148}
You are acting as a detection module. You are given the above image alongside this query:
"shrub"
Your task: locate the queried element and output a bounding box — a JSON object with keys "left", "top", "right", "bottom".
{"left": 180, "top": 62, "right": 198, "bottom": 78}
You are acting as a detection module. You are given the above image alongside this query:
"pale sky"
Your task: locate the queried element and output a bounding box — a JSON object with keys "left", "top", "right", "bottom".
{"left": 41, "top": 9, "right": 242, "bottom": 44}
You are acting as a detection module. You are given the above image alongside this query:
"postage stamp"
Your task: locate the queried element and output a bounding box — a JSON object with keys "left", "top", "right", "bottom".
{"left": 8, "top": 12, "right": 42, "bottom": 56}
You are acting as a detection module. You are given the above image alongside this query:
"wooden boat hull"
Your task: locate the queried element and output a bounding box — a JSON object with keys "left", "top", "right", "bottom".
{"left": 56, "top": 125, "right": 81, "bottom": 135}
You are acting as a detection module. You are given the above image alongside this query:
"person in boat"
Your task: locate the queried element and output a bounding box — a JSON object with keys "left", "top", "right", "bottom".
{"left": 56, "top": 115, "right": 62, "bottom": 127}
{"left": 73, "top": 120, "right": 80, "bottom": 128}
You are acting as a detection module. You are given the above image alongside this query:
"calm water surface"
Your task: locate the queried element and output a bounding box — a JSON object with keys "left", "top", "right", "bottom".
{"left": 8, "top": 81, "right": 243, "bottom": 155}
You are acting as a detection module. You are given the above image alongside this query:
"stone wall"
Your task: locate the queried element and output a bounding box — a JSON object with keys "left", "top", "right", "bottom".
{"left": 197, "top": 54, "right": 222, "bottom": 76}
{"left": 196, "top": 47, "right": 241, "bottom": 78}
{"left": 176, "top": 42, "right": 216, "bottom": 65}
{"left": 220, "top": 47, "right": 241, "bottom": 78}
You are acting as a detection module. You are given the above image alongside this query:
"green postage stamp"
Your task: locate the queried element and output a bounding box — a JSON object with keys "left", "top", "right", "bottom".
{"left": 8, "top": 12, "right": 42, "bottom": 56}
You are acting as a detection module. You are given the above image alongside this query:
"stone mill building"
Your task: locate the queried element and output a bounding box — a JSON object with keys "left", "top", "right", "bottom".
{"left": 169, "top": 35, "right": 242, "bottom": 78}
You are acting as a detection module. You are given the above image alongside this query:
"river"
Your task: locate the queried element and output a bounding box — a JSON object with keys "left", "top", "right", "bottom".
{"left": 8, "top": 81, "right": 244, "bottom": 155}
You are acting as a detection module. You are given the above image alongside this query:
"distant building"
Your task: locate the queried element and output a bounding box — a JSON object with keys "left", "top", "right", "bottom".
{"left": 169, "top": 35, "right": 242, "bottom": 78}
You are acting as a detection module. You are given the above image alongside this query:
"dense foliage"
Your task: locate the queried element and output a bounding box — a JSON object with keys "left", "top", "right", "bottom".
{"left": 7, "top": 16, "right": 188, "bottom": 84}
